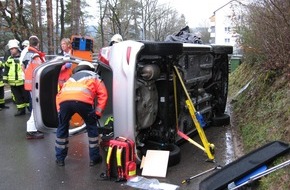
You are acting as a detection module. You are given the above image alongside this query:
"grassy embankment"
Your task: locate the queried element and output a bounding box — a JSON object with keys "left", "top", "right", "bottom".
{"left": 228, "top": 62, "right": 290, "bottom": 190}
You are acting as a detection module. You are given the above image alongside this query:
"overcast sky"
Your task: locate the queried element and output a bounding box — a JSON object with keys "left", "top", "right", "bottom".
{"left": 159, "top": 0, "right": 231, "bottom": 27}
{"left": 86, "top": 0, "right": 231, "bottom": 27}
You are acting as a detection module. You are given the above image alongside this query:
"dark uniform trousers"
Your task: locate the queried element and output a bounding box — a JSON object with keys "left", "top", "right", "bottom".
{"left": 0, "top": 86, "right": 4, "bottom": 105}
{"left": 10, "top": 85, "right": 30, "bottom": 109}
{"left": 55, "top": 101, "right": 100, "bottom": 161}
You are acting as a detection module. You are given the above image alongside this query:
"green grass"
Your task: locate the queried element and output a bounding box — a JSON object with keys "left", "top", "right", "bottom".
{"left": 228, "top": 62, "right": 290, "bottom": 189}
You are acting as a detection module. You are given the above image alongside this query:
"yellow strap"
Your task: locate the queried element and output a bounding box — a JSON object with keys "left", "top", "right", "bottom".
{"left": 116, "top": 147, "right": 122, "bottom": 167}
{"left": 174, "top": 66, "right": 214, "bottom": 161}
{"left": 106, "top": 146, "right": 113, "bottom": 164}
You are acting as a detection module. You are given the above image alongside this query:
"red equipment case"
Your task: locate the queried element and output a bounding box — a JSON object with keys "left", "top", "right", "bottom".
{"left": 105, "top": 136, "right": 136, "bottom": 181}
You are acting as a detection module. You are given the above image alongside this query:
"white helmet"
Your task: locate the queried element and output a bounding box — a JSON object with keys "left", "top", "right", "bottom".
{"left": 22, "top": 40, "right": 29, "bottom": 47}
{"left": 79, "top": 61, "right": 94, "bottom": 69}
{"left": 8, "top": 39, "right": 20, "bottom": 50}
{"left": 73, "top": 61, "right": 95, "bottom": 73}
{"left": 110, "top": 34, "right": 123, "bottom": 45}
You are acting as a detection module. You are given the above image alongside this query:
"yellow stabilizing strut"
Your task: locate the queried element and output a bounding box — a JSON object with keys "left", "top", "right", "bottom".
{"left": 173, "top": 66, "right": 215, "bottom": 161}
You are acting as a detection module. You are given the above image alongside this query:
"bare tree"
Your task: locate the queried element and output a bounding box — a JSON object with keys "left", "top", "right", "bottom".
{"left": 31, "top": 0, "right": 39, "bottom": 36}
{"left": 241, "top": 0, "right": 290, "bottom": 76}
{"left": 0, "top": 0, "right": 30, "bottom": 41}
{"left": 37, "top": 0, "right": 44, "bottom": 50}
{"left": 98, "top": 0, "right": 109, "bottom": 46}
{"left": 0, "top": 0, "right": 199, "bottom": 55}
{"left": 55, "top": 0, "right": 60, "bottom": 53}
{"left": 70, "top": 0, "right": 81, "bottom": 35}
{"left": 99, "top": 0, "right": 186, "bottom": 42}
{"left": 75, "top": 0, "right": 81, "bottom": 34}
{"left": 46, "top": 0, "right": 54, "bottom": 54}
{"left": 60, "top": 0, "right": 65, "bottom": 39}
{"left": 150, "top": 6, "right": 186, "bottom": 41}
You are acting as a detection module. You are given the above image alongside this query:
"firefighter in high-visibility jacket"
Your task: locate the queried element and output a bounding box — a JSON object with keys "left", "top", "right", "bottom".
{"left": 0, "top": 60, "right": 10, "bottom": 110}
{"left": 55, "top": 61, "right": 108, "bottom": 167}
{"left": 3, "top": 39, "right": 30, "bottom": 116}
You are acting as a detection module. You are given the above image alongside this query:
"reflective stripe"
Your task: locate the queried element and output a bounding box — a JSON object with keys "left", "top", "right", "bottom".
{"left": 129, "top": 169, "right": 136, "bottom": 176}
{"left": 89, "top": 143, "right": 99, "bottom": 148}
{"left": 106, "top": 146, "right": 113, "bottom": 164}
{"left": 56, "top": 137, "right": 68, "bottom": 142}
{"left": 116, "top": 147, "right": 122, "bottom": 167}
{"left": 55, "top": 143, "right": 67, "bottom": 149}
{"left": 16, "top": 104, "right": 26, "bottom": 109}
{"left": 89, "top": 136, "right": 99, "bottom": 148}
{"left": 88, "top": 137, "right": 98, "bottom": 142}
{"left": 25, "top": 79, "right": 32, "bottom": 84}
{"left": 61, "top": 86, "right": 93, "bottom": 97}
{"left": 95, "top": 107, "right": 103, "bottom": 114}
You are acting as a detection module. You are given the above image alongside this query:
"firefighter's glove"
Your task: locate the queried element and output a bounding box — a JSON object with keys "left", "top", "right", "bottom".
{"left": 65, "top": 62, "right": 72, "bottom": 69}
{"left": 88, "top": 110, "right": 100, "bottom": 120}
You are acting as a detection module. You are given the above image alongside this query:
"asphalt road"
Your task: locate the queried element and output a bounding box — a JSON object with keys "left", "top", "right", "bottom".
{"left": 0, "top": 100, "right": 235, "bottom": 190}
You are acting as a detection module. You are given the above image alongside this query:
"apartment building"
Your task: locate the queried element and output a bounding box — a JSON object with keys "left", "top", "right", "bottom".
{"left": 209, "top": 0, "right": 246, "bottom": 55}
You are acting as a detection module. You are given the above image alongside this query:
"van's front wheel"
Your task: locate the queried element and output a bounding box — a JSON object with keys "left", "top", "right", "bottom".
{"left": 139, "top": 143, "right": 181, "bottom": 167}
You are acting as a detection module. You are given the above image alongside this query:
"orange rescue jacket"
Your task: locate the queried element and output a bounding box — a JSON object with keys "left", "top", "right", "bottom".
{"left": 56, "top": 70, "right": 108, "bottom": 117}
{"left": 58, "top": 64, "right": 72, "bottom": 89}
{"left": 24, "top": 47, "right": 46, "bottom": 91}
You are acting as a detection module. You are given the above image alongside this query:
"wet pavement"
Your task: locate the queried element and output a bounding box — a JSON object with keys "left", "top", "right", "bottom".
{"left": 0, "top": 99, "right": 236, "bottom": 190}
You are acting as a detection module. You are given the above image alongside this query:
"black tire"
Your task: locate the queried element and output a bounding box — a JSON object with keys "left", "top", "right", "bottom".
{"left": 210, "top": 54, "right": 229, "bottom": 116}
{"left": 140, "top": 143, "right": 181, "bottom": 167}
{"left": 167, "top": 144, "right": 181, "bottom": 167}
{"left": 211, "top": 113, "right": 230, "bottom": 126}
{"left": 211, "top": 45, "right": 233, "bottom": 54}
{"left": 140, "top": 41, "right": 183, "bottom": 56}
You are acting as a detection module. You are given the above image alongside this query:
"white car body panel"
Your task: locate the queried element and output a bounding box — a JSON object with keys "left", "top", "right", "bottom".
{"left": 109, "top": 41, "right": 144, "bottom": 140}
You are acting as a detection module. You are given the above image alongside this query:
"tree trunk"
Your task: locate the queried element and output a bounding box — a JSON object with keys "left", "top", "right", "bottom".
{"left": 55, "top": 0, "right": 60, "bottom": 53}
{"left": 75, "top": 0, "right": 81, "bottom": 35}
{"left": 46, "top": 0, "right": 54, "bottom": 54}
{"left": 38, "top": 0, "right": 43, "bottom": 51}
{"left": 60, "top": 0, "right": 65, "bottom": 40}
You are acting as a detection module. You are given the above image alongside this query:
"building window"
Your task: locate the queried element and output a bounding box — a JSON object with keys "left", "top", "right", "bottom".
{"left": 225, "top": 27, "right": 231, "bottom": 32}
{"left": 225, "top": 38, "right": 230, "bottom": 43}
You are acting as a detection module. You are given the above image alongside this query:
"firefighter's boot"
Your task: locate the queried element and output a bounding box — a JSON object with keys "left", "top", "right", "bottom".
{"left": 0, "top": 104, "right": 9, "bottom": 109}
{"left": 14, "top": 108, "right": 26, "bottom": 116}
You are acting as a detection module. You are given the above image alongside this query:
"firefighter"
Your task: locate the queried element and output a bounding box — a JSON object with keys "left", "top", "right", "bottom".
{"left": 109, "top": 34, "right": 123, "bottom": 46}
{"left": 55, "top": 61, "right": 108, "bottom": 167}
{"left": 58, "top": 38, "right": 72, "bottom": 89}
{"left": 0, "top": 60, "right": 9, "bottom": 110}
{"left": 3, "top": 39, "right": 30, "bottom": 116}
{"left": 20, "top": 40, "right": 30, "bottom": 69}
{"left": 21, "top": 40, "right": 29, "bottom": 49}
{"left": 23, "top": 35, "right": 46, "bottom": 139}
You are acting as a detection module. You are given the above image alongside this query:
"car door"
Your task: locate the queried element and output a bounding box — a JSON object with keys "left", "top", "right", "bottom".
{"left": 32, "top": 57, "right": 113, "bottom": 135}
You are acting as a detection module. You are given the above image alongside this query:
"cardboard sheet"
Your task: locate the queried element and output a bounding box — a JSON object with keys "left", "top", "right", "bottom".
{"left": 141, "top": 150, "right": 170, "bottom": 178}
